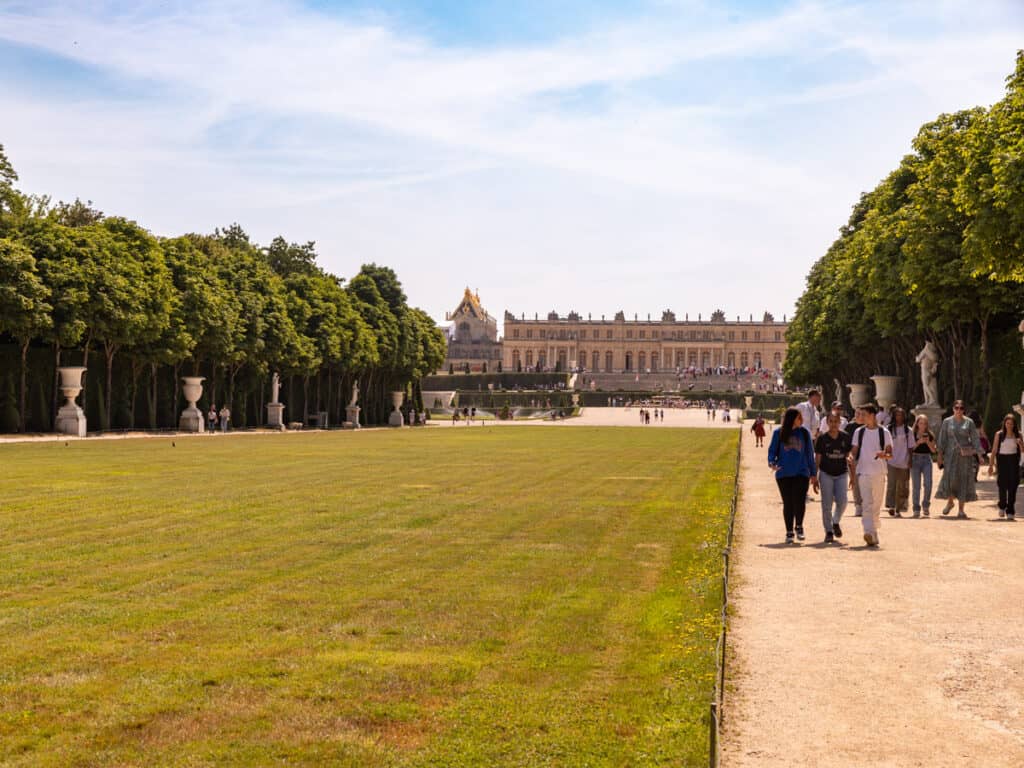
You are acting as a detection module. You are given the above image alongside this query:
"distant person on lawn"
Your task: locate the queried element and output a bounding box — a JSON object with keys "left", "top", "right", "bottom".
{"left": 767, "top": 407, "right": 818, "bottom": 544}
{"left": 207, "top": 406, "right": 217, "bottom": 432}
{"left": 219, "top": 405, "right": 231, "bottom": 433}
{"left": 850, "top": 404, "right": 892, "bottom": 547}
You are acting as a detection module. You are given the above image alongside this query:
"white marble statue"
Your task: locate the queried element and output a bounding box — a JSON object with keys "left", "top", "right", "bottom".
{"left": 915, "top": 340, "right": 940, "bottom": 407}
{"left": 349, "top": 381, "right": 359, "bottom": 407}
{"left": 271, "top": 372, "right": 280, "bottom": 404}
{"left": 833, "top": 378, "right": 842, "bottom": 406}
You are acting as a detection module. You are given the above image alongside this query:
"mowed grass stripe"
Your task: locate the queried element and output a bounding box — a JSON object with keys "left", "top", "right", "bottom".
{"left": 0, "top": 427, "right": 737, "bottom": 767}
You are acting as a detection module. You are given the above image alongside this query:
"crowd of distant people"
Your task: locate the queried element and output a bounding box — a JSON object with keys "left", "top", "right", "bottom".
{"left": 763, "top": 389, "right": 1023, "bottom": 547}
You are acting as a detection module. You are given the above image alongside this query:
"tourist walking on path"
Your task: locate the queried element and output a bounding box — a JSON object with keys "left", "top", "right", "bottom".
{"left": 767, "top": 408, "right": 818, "bottom": 544}
{"left": 844, "top": 407, "right": 866, "bottom": 517}
{"left": 851, "top": 404, "right": 892, "bottom": 547}
{"left": 885, "top": 407, "right": 913, "bottom": 517}
{"left": 910, "top": 414, "right": 937, "bottom": 517}
{"left": 828, "top": 400, "right": 848, "bottom": 431}
{"left": 989, "top": 413, "right": 1024, "bottom": 520}
{"left": 218, "top": 404, "right": 231, "bottom": 432}
{"left": 815, "top": 412, "right": 851, "bottom": 544}
{"left": 207, "top": 406, "right": 217, "bottom": 432}
{"left": 795, "top": 389, "right": 823, "bottom": 439}
{"left": 752, "top": 415, "right": 766, "bottom": 447}
{"left": 936, "top": 400, "right": 981, "bottom": 518}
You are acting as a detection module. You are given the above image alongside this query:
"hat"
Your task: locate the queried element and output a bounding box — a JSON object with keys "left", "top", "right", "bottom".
{"left": 831, "top": 401, "right": 843, "bottom": 409}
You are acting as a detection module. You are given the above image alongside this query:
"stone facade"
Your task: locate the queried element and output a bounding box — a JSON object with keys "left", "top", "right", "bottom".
{"left": 501, "top": 309, "right": 788, "bottom": 373}
{"left": 442, "top": 289, "right": 503, "bottom": 372}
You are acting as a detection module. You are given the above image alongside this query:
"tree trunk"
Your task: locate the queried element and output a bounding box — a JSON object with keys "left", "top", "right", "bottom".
{"left": 148, "top": 362, "right": 158, "bottom": 428}
{"left": 303, "top": 375, "right": 310, "bottom": 423}
{"left": 18, "top": 339, "right": 29, "bottom": 433}
{"left": 172, "top": 361, "right": 182, "bottom": 427}
{"left": 104, "top": 342, "right": 118, "bottom": 431}
{"left": 52, "top": 343, "right": 61, "bottom": 428}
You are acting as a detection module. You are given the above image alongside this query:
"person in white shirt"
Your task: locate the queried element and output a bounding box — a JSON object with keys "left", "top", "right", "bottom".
{"left": 885, "top": 407, "right": 913, "bottom": 517}
{"left": 850, "top": 404, "right": 893, "bottom": 547}
{"left": 795, "top": 390, "right": 823, "bottom": 439}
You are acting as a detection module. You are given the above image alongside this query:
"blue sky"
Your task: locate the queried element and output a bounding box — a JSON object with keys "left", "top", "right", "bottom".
{"left": 1, "top": 0, "right": 1022, "bottom": 328}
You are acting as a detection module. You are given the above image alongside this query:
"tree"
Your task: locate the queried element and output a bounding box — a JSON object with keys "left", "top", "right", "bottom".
{"left": 0, "top": 238, "right": 52, "bottom": 431}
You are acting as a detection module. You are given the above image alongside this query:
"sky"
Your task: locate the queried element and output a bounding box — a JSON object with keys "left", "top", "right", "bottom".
{"left": 1, "top": 0, "right": 1022, "bottom": 333}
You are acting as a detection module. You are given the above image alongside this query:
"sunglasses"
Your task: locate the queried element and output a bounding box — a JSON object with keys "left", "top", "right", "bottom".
{"left": 953, "top": 405, "right": 964, "bottom": 410}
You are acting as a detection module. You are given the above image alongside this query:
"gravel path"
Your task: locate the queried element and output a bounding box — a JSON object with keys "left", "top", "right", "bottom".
{"left": 723, "top": 425, "right": 1024, "bottom": 767}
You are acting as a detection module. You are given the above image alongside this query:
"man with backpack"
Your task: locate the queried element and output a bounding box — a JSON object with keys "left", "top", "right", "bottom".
{"left": 850, "top": 404, "right": 893, "bottom": 547}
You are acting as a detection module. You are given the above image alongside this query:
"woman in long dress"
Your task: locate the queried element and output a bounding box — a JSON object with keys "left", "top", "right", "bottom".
{"left": 935, "top": 400, "right": 981, "bottom": 518}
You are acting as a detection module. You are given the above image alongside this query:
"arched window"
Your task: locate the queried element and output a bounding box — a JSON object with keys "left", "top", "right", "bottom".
{"left": 605, "top": 351, "right": 613, "bottom": 372}
{"left": 638, "top": 351, "right": 646, "bottom": 371}
{"left": 458, "top": 321, "right": 471, "bottom": 339}
{"left": 526, "top": 350, "right": 534, "bottom": 367}
{"left": 727, "top": 352, "right": 735, "bottom": 367}
{"left": 740, "top": 352, "right": 748, "bottom": 367}
{"left": 625, "top": 352, "right": 633, "bottom": 371}
{"left": 650, "top": 353, "right": 659, "bottom": 372}
{"left": 592, "top": 350, "right": 600, "bottom": 371}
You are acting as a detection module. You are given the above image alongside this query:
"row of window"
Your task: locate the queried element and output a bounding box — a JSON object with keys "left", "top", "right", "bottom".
{"left": 510, "top": 328, "right": 780, "bottom": 341}
{"left": 509, "top": 349, "right": 783, "bottom": 371}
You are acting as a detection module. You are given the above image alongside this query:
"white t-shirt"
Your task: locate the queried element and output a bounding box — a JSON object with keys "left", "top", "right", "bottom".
{"left": 855, "top": 425, "right": 893, "bottom": 476}
{"left": 999, "top": 433, "right": 1020, "bottom": 454}
{"left": 796, "top": 401, "right": 821, "bottom": 436}
{"left": 887, "top": 425, "right": 913, "bottom": 469}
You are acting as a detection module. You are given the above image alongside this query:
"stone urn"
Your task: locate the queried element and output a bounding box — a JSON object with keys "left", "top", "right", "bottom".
{"left": 55, "top": 366, "right": 87, "bottom": 437}
{"left": 870, "top": 375, "right": 901, "bottom": 410}
{"left": 179, "top": 376, "right": 206, "bottom": 433}
{"left": 847, "top": 383, "right": 871, "bottom": 408}
{"left": 744, "top": 395, "right": 753, "bottom": 410}
{"left": 388, "top": 390, "right": 405, "bottom": 427}
{"left": 571, "top": 393, "right": 580, "bottom": 407}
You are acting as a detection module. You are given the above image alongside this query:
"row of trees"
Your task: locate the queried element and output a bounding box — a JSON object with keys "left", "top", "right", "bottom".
{"left": 0, "top": 148, "right": 446, "bottom": 432}
{"left": 785, "top": 51, "right": 1024, "bottom": 428}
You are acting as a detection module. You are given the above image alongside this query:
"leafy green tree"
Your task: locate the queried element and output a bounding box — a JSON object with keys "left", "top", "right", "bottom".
{"left": 0, "top": 238, "right": 52, "bottom": 431}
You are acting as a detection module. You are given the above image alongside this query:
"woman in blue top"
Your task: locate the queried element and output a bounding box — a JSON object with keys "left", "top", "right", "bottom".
{"left": 768, "top": 407, "right": 819, "bottom": 543}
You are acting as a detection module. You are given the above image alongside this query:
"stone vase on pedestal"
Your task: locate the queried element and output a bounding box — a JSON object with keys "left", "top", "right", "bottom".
{"left": 55, "top": 366, "right": 88, "bottom": 437}
{"left": 266, "top": 402, "right": 285, "bottom": 430}
{"left": 388, "top": 391, "right": 405, "bottom": 427}
{"left": 847, "top": 383, "right": 871, "bottom": 408}
{"left": 870, "top": 375, "right": 901, "bottom": 410}
{"left": 179, "top": 376, "right": 205, "bottom": 433}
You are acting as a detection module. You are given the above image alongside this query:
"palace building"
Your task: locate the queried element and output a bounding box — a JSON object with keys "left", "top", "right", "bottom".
{"left": 442, "top": 288, "right": 503, "bottom": 372}
{"left": 501, "top": 309, "right": 788, "bottom": 373}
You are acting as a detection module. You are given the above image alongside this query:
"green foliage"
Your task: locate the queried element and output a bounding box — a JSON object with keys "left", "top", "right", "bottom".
{"left": 0, "top": 149, "right": 446, "bottom": 431}
{"left": 786, "top": 53, "right": 1024, "bottom": 411}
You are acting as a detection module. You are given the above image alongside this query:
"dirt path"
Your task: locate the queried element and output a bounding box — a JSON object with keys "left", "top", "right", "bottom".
{"left": 723, "top": 425, "right": 1024, "bottom": 767}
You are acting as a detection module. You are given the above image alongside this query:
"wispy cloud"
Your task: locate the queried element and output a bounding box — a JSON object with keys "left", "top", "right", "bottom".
{"left": 0, "top": 0, "right": 1021, "bottom": 322}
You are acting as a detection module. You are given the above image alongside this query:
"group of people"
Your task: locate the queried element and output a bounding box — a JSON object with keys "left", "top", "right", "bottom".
{"left": 639, "top": 408, "right": 665, "bottom": 424}
{"left": 705, "top": 400, "right": 732, "bottom": 422}
{"left": 205, "top": 405, "right": 231, "bottom": 432}
{"left": 766, "top": 389, "right": 1024, "bottom": 547}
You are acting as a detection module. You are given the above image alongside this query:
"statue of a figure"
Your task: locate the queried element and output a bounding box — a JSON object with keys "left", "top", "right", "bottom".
{"left": 915, "top": 341, "right": 940, "bottom": 407}
{"left": 833, "top": 378, "right": 842, "bottom": 406}
{"left": 1019, "top": 317, "right": 1024, "bottom": 349}
{"left": 270, "top": 372, "right": 280, "bottom": 404}
{"left": 349, "top": 381, "right": 359, "bottom": 407}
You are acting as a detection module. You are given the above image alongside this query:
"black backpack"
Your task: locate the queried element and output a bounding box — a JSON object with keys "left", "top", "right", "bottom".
{"left": 856, "top": 426, "right": 887, "bottom": 454}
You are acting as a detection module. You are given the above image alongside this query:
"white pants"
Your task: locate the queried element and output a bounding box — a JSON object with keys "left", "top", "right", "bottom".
{"left": 858, "top": 474, "right": 886, "bottom": 536}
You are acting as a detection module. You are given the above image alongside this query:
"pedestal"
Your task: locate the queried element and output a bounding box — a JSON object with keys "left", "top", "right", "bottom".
{"left": 56, "top": 404, "right": 87, "bottom": 437}
{"left": 266, "top": 402, "right": 285, "bottom": 430}
{"left": 344, "top": 405, "right": 361, "bottom": 429}
{"left": 179, "top": 406, "right": 204, "bottom": 433}
{"left": 388, "top": 391, "right": 405, "bottom": 428}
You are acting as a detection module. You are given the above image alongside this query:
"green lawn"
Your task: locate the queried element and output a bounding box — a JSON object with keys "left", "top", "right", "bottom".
{"left": 0, "top": 426, "right": 737, "bottom": 767}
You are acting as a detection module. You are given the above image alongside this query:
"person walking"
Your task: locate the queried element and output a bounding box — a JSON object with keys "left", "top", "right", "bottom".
{"left": 885, "top": 407, "right": 913, "bottom": 517}
{"left": 207, "top": 405, "right": 218, "bottom": 433}
{"left": 815, "top": 411, "right": 852, "bottom": 543}
{"left": 850, "top": 404, "right": 892, "bottom": 547}
{"left": 795, "top": 389, "right": 823, "bottom": 440}
{"left": 752, "top": 415, "right": 767, "bottom": 447}
{"left": 767, "top": 407, "right": 818, "bottom": 544}
{"left": 218, "top": 404, "right": 231, "bottom": 433}
{"left": 844, "top": 407, "right": 866, "bottom": 516}
{"left": 989, "top": 413, "right": 1024, "bottom": 520}
{"left": 936, "top": 400, "right": 981, "bottom": 519}
{"left": 910, "top": 414, "right": 937, "bottom": 517}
